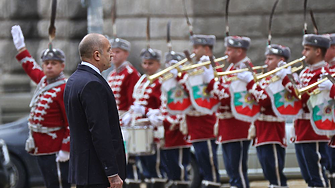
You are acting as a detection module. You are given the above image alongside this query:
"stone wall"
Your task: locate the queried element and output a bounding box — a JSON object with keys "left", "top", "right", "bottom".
{"left": 0, "top": 0, "right": 335, "bottom": 123}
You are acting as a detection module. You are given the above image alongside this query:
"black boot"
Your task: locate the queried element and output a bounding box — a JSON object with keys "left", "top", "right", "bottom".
{"left": 330, "top": 177, "right": 335, "bottom": 188}
{"left": 145, "top": 179, "right": 152, "bottom": 188}
{"left": 145, "top": 183, "right": 153, "bottom": 188}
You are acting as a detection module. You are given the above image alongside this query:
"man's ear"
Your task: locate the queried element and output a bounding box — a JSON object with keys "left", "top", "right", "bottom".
{"left": 205, "top": 46, "right": 213, "bottom": 55}
{"left": 61, "top": 62, "right": 65, "bottom": 70}
{"left": 237, "top": 48, "right": 243, "bottom": 56}
{"left": 315, "top": 47, "right": 321, "bottom": 57}
{"left": 93, "top": 50, "right": 100, "bottom": 61}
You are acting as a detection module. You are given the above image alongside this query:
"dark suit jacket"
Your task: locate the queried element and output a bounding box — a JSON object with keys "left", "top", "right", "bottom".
{"left": 64, "top": 64, "right": 126, "bottom": 185}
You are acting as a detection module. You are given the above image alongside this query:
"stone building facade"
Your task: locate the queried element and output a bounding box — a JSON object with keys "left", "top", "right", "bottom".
{"left": 0, "top": 0, "right": 335, "bottom": 123}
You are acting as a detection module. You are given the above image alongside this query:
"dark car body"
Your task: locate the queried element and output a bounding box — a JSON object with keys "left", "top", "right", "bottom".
{"left": 0, "top": 117, "right": 43, "bottom": 188}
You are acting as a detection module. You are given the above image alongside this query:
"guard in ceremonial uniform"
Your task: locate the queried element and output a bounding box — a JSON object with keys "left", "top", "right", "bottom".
{"left": 156, "top": 52, "right": 192, "bottom": 188}
{"left": 325, "top": 34, "right": 335, "bottom": 72}
{"left": 11, "top": 25, "right": 71, "bottom": 188}
{"left": 205, "top": 36, "right": 253, "bottom": 188}
{"left": 106, "top": 38, "right": 141, "bottom": 188}
{"left": 321, "top": 33, "right": 335, "bottom": 187}
{"left": 107, "top": 38, "right": 140, "bottom": 116}
{"left": 237, "top": 44, "right": 290, "bottom": 187}
{"left": 122, "top": 48, "right": 167, "bottom": 188}
{"left": 280, "top": 34, "right": 331, "bottom": 187}
{"left": 177, "top": 35, "right": 220, "bottom": 188}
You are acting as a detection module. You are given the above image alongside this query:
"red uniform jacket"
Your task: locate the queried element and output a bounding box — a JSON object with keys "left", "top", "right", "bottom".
{"left": 16, "top": 49, "right": 70, "bottom": 155}
{"left": 246, "top": 76, "right": 286, "bottom": 147}
{"left": 107, "top": 61, "right": 140, "bottom": 112}
{"left": 206, "top": 57, "right": 252, "bottom": 143}
{"left": 176, "top": 66, "right": 217, "bottom": 142}
{"left": 282, "top": 61, "right": 329, "bottom": 143}
{"left": 328, "top": 60, "right": 335, "bottom": 99}
{"left": 160, "top": 95, "right": 191, "bottom": 149}
{"left": 327, "top": 60, "right": 335, "bottom": 147}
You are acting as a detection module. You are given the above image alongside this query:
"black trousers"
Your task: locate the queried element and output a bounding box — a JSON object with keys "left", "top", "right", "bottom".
{"left": 36, "top": 154, "right": 71, "bottom": 188}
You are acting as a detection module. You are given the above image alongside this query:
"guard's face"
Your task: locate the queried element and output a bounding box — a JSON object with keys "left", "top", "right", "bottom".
{"left": 112, "top": 48, "right": 129, "bottom": 67}
{"left": 265, "top": 54, "right": 282, "bottom": 71}
{"left": 325, "top": 45, "right": 335, "bottom": 63}
{"left": 192, "top": 45, "right": 207, "bottom": 61}
{"left": 225, "top": 46, "right": 239, "bottom": 64}
{"left": 302, "top": 45, "right": 317, "bottom": 65}
{"left": 42, "top": 60, "right": 65, "bottom": 79}
{"left": 142, "top": 59, "right": 160, "bottom": 76}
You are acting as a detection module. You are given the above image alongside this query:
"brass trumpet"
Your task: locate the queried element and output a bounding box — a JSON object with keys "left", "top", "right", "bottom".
{"left": 161, "top": 55, "right": 228, "bottom": 82}
{"left": 216, "top": 65, "right": 268, "bottom": 79}
{"left": 254, "top": 56, "right": 306, "bottom": 82}
{"left": 147, "top": 53, "right": 195, "bottom": 83}
{"left": 180, "top": 55, "right": 228, "bottom": 72}
{"left": 296, "top": 73, "right": 335, "bottom": 99}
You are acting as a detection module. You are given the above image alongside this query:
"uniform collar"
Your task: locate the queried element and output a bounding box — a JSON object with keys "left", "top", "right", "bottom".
{"left": 46, "top": 72, "right": 65, "bottom": 84}
{"left": 234, "top": 56, "right": 250, "bottom": 69}
{"left": 309, "top": 60, "right": 327, "bottom": 71}
{"left": 115, "top": 61, "right": 129, "bottom": 73}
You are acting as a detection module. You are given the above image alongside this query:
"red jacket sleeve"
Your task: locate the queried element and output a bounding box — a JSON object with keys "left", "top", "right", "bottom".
{"left": 124, "top": 71, "right": 141, "bottom": 110}
{"left": 59, "top": 85, "right": 70, "bottom": 152}
{"left": 16, "top": 49, "right": 45, "bottom": 84}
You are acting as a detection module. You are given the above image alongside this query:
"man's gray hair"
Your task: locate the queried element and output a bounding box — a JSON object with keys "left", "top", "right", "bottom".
{"left": 79, "top": 34, "right": 105, "bottom": 60}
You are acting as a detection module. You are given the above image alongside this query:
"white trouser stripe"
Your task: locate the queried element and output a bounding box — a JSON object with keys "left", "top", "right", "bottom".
{"left": 156, "top": 147, "right": 162, "bottom": 178}
{"left": 133, "top": 163, "right": 139, "bottom": 180}
{"left": 316, "top": 142, "right": 327, "bottom": 187}
{"left": 272, "top": 144, "right": 281, "bottom": 186}
{"left": 178, "top": 148, "right": 185, "bottom": 181}
{"left": 56, "top": 161, "right": 63, "bottom": 188}
{"left": 207, "top": 140, "right": 217, "bottom": 182}
{"left": 239, "top": 141, "right": 246, "bottom": 188}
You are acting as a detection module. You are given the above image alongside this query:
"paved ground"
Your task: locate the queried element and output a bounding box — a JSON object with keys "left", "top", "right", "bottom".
{"left": 249, "top": 179, "right": 306, "bottom": 188}
{"left": 34, "top": 179, "right": 307, "bottom": 188}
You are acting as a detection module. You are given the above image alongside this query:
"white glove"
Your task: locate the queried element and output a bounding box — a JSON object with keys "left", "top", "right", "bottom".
{"left": 170, "top": 68, "right": 178, "bottom": 78}
{"left": 56, "top": 150, "right": 70, "bottom": 162}
{"left": 148, "top": 114, "right": 163, "bottom": 127}
{"left": 11, "top": 25, "right": 26, "bottom": 51}
{"left": 200, "top": 55, "right": 210, "bottom": 62}
{"left": 275, "top": 66, "right": 291, "bottom": 79}
{"left": 130, "top": 104, "right": 145, "bottom": 115}
{"left": 168, "top": 60, "right": 178, "bottom": 66}
{"left": 121, "top": 112, "right": 131, "bottom": 126}
{"left": 247, "top": 123, "right": 256, "bottom": 140}
{"left": 319, "top": 79, "right": 333, "bottom": 91}
{"left": 277, "top": 60, "right": 286, "bottom": 67}
{"left": 237, "top": 71, "right": 254, "bottom": 83}
{"left": 202, "top": 65, "right": 214, "bottom": 83}
{"left": 147, "top": 109, "right": 161, "bottom": 117}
